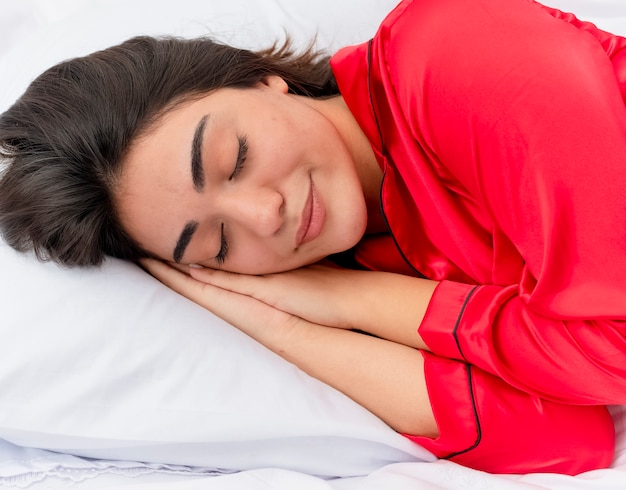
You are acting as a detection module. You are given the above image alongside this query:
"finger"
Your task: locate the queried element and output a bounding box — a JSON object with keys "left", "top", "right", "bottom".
{"left": 139, "top": 257, "right": 191, "bottom": 276}
{"left": 189, "top": 266, "right": 267, "bottom": 298}
{"left": 142, "top": 259, "right": 296, "bottom": 335}
{"left": 167, "top": 261, "right": 192, "bottom": 275}
{"left": 140, "top": 258, "right": 197, "bottom": 292}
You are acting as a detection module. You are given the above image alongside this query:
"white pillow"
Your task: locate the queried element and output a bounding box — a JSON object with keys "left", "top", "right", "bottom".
{"left": 0, "top": 240, "right": 433, "bottom": 476}
{"left": 0, "top": 0, "right": 433, "bottom": 478}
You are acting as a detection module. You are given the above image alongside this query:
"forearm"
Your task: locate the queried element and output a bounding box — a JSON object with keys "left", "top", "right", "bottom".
{"left": 260, "top": 320, "right": 437, "bottom": 438}
{"left": 348, "top": 271, "right": 436, "bottom": 351}
{"left": 186, "top": 263, "right": 437, "bottom": 351}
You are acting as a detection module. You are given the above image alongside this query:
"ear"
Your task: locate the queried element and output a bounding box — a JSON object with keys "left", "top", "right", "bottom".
{"left": 258, "top": 75, "right": 289, "bottom": 94}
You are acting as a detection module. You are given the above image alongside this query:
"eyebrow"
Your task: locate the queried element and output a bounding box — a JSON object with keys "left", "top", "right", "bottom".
{"left": 173, "top": 220, "right": 198, "bottom": 264}
{"left": 191, "top": 114, "right": 209, "bottom": 192}
{"left": 173, "top": 114, "right": 209, "bottom": 263}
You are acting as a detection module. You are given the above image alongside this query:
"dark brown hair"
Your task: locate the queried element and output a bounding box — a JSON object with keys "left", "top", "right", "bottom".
{"left": 0, "top": 35, "right": 338, "bottom": 266}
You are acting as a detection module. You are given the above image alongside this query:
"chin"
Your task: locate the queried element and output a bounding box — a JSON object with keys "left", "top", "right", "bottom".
{"left": 329, "top": 220, "right": 367, "bottom": 257}
{"left": 346, "top": 212, "right": 369, "bottom": 248}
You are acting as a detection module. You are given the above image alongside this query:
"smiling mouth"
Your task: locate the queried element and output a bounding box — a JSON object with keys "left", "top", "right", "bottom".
{"left": 296, "top": 176, "right": 325, "bottom": 247}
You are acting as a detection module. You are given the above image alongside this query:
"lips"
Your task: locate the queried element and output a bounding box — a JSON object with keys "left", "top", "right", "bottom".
{"left": 296, "top": 176, "right": 325, "bottom": 247}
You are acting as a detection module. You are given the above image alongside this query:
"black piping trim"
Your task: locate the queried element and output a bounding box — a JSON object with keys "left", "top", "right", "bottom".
{"left": 366, "top": 39, "right": 386, "bottom": 156}
{"left": 366, "top": 39, "right": 425, "bottom": 279}
{"left": 366, "top": 29, "right": 482, "bottom": 464}
{"left": 377, "top": 175, "right": 425, "bottom": 278}
{"left": 452, "top": 285, "right": 479, "bottom": 362}
{"left": 441, "top": 364, "right": 483, "bottom": 459}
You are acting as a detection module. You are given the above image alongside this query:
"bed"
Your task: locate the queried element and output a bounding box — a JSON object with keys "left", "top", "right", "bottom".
{"left": 1, "top": 0, "right": 626, "bottom": 488}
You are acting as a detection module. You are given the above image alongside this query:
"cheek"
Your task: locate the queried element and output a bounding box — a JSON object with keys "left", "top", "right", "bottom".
{"left": 226, "top": 244, "right": 280, "bottom": 274}
{"left": 229, "top": 244, "right": 317, "bottom": 274}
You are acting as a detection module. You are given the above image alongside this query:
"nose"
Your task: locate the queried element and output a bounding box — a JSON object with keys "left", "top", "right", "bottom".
{"left": 227, "top": 188, "right": 284, "bottom": 237}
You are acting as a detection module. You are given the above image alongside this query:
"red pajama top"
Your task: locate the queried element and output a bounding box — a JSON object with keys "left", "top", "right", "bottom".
{"left": 330, "top": 0, "right": 626, "bottom": 405}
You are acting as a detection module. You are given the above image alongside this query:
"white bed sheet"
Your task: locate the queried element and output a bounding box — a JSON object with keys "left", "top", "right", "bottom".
{"left": 7, "top": 406, "right": 621, "bottom": 489}
{"left": 2, "top": 0, "right": 626, "bottom": 489}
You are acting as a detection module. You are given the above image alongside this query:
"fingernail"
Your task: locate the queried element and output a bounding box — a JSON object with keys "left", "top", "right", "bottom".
{"left": 189, "top": 263, "right": 204, "bottom": 269}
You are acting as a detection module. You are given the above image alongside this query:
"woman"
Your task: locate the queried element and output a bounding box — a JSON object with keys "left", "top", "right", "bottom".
{"left": 0, "top": 0, "right": 624, "bottom": 475}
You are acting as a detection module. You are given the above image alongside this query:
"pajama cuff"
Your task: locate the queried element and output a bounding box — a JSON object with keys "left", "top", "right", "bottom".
{"left": 418, "top": 280, "right": 477, "bottom": 361}
{"left": 401, "top": 351, "right": 479, "bottom": 459}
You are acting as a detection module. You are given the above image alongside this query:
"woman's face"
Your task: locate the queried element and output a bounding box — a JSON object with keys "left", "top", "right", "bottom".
{"left": 116, "top": 76, "right": 368, "bottom": 274}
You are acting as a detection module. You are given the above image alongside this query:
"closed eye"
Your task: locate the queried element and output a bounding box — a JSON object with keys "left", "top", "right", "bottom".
{"left": 215, "top": 223, "right": 228, "bottom": 266}
{"left": 229, "top": 135, "right": 248, "bottom": 180}
{"left": 216, "top": 135, "right": 247, "bottom": 266}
